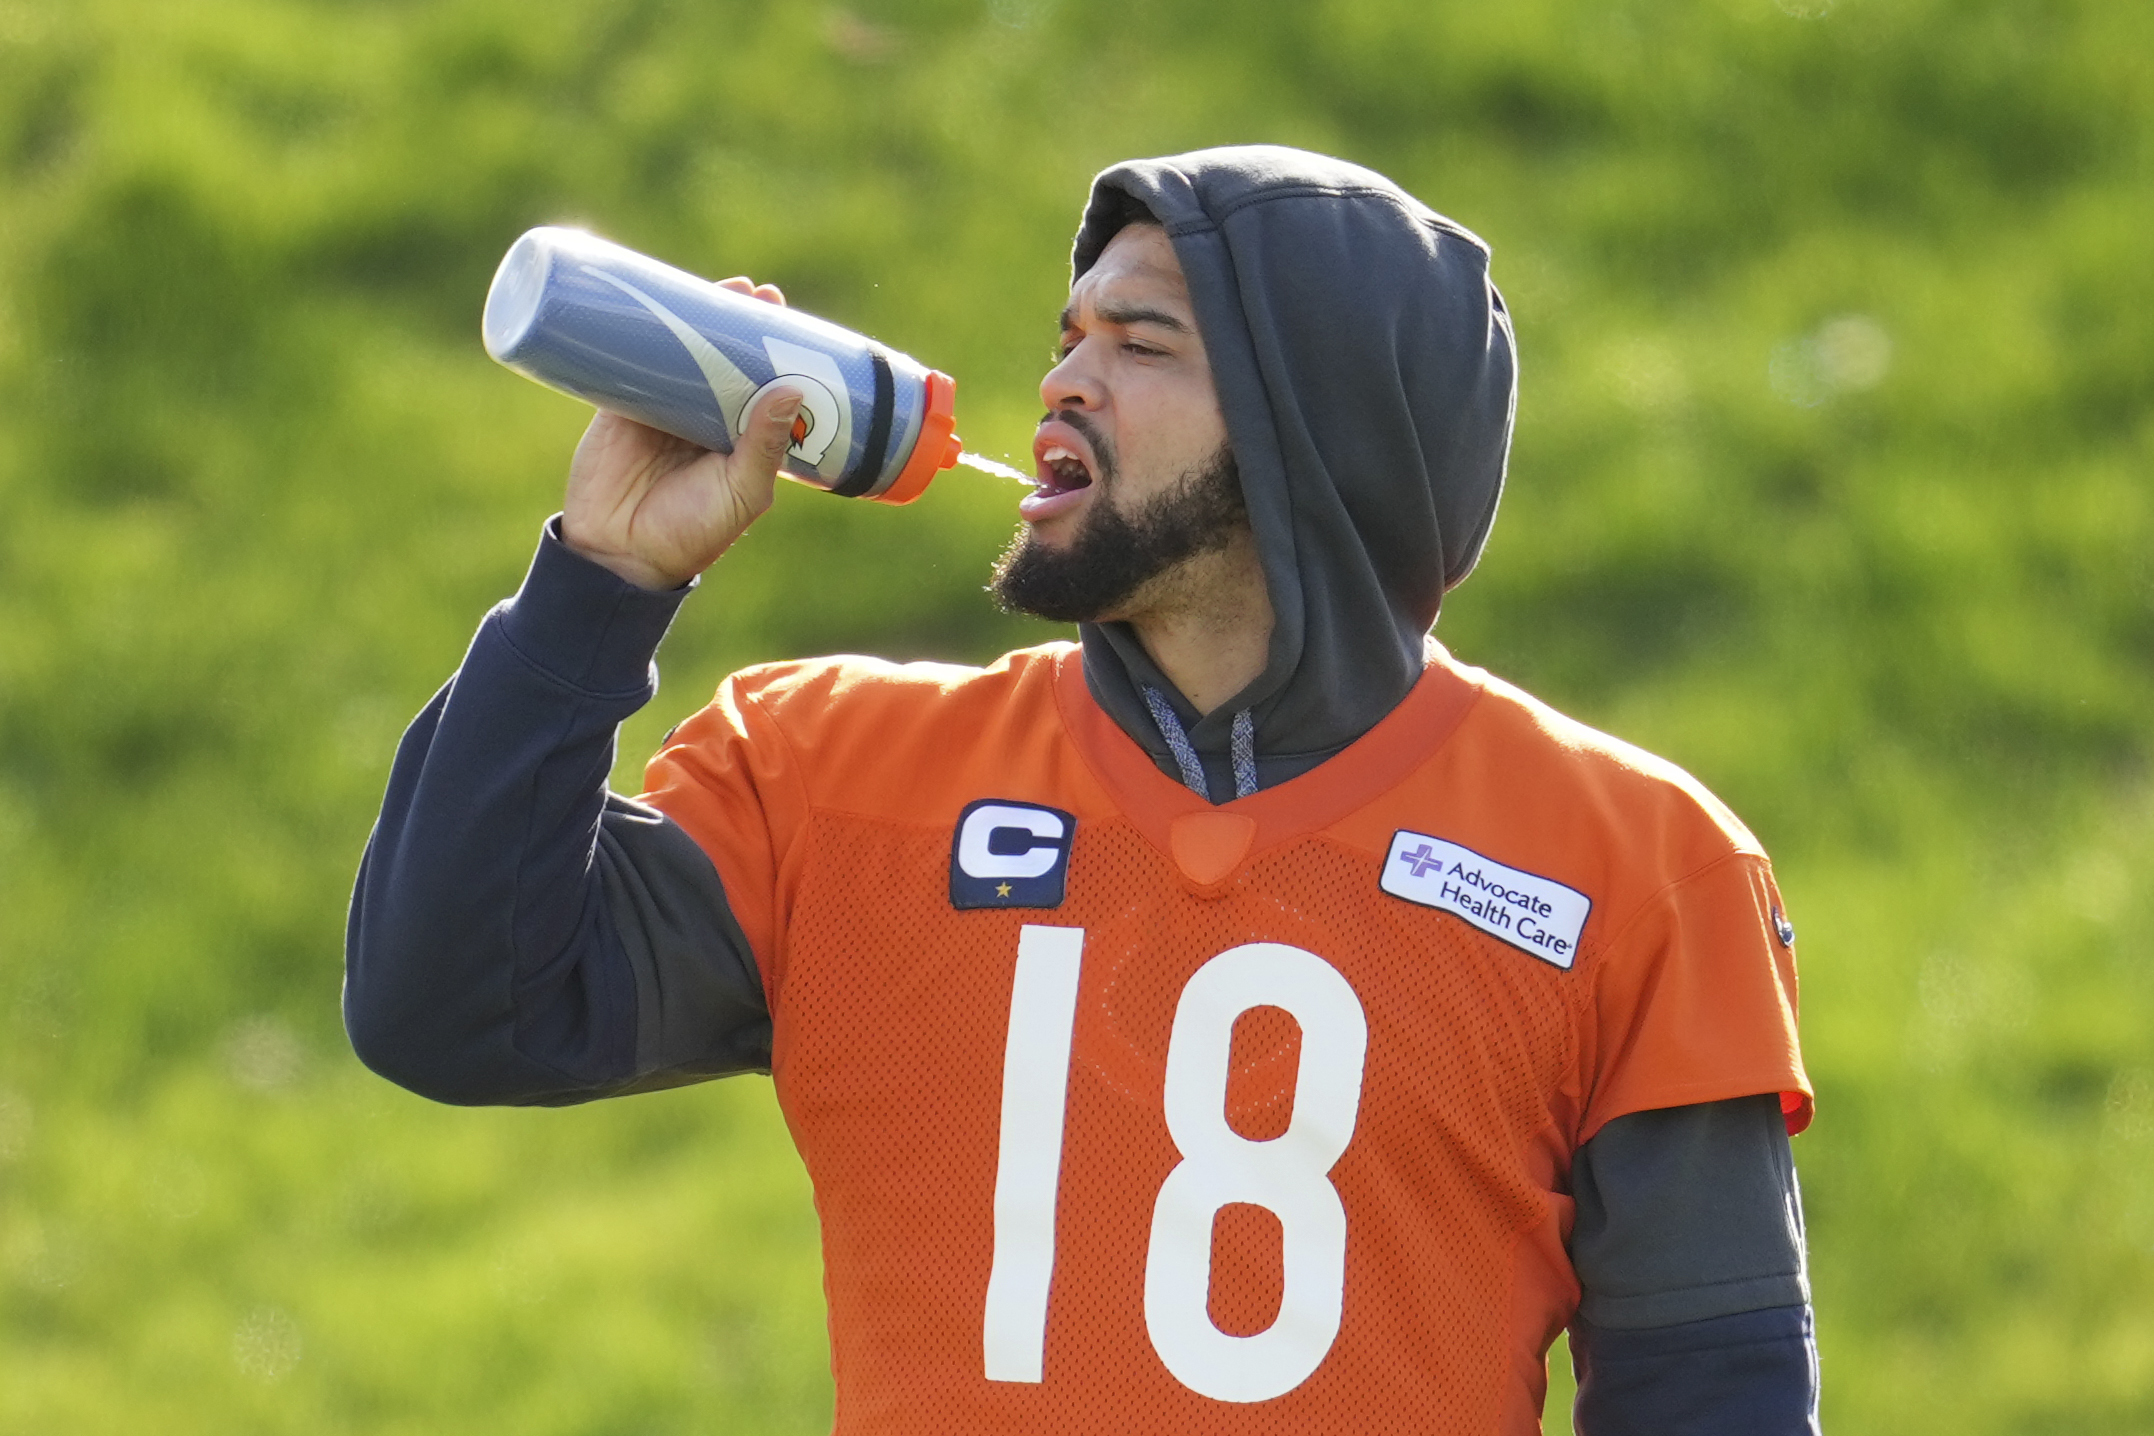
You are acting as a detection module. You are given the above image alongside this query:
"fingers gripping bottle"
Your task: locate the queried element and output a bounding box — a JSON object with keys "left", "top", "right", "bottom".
{"left": 482, "top": 227, "right": 963, "bottom": 503}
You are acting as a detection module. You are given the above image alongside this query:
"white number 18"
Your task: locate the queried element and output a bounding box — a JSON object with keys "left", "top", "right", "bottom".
{"left": 982, "top": 924, "right": 1369, "bottom": 1404}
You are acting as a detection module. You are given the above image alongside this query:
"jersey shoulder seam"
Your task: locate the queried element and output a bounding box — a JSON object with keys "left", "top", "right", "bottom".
{"left": 1588, "top": 848, "right": 1771, "bottom": 971}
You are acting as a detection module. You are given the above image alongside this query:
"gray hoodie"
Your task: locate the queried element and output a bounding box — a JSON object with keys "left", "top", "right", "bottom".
{"left": 1066, "top": 147, "right": 1517, "bottom": 799}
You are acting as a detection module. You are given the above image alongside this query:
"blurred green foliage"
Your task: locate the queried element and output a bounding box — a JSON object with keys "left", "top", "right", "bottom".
{"left": 0, "top": 0, "right": 2150, "bottom": 1429}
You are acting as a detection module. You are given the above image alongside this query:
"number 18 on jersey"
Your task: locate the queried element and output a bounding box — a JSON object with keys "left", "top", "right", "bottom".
{"left": 983, "top": 924, "right": 1370, "bottom": 1404}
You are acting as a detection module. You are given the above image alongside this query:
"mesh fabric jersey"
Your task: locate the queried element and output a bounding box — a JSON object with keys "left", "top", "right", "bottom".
{"left": 642, "top": 643, "right": 1809, "bottom": 1436}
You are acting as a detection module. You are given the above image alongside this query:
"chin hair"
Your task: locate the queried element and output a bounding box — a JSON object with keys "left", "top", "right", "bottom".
{"left": 990, "top": 444, "right": 1245, "bottom": 623}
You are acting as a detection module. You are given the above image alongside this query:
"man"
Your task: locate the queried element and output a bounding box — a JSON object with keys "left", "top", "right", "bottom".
{"left": 347, "top": 146, "right": 1817, "bottom": 1433}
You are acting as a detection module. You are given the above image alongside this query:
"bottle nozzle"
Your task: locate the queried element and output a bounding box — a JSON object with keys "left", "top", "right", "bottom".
{"left": 874, "top": 370, "right": 960, "bottom": 505}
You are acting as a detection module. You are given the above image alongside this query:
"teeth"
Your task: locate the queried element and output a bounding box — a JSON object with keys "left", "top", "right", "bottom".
{"left": 1041, "top": 446, "right": 1075, "bottom": 463}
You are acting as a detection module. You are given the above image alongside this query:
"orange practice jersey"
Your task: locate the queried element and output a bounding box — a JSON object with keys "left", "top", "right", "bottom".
{"left": 642, "top": 642, "right": 1810, "bottom": 1436}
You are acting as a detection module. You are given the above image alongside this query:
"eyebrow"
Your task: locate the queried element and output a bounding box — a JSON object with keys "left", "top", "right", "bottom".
{"left": 1058, "top": 299, "right": 1192, "bottom": 335}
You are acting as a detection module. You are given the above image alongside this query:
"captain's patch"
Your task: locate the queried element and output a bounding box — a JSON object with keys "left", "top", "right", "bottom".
{"left": 1381, "top": 830, "right": 1591, "bottom": 969}
{"left": 950, "top": 800, "right": 1076, "bottom": 910}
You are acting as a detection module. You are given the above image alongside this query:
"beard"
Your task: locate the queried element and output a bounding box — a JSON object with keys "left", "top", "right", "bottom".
{"left": 990, "top": 422, "right": 1248, "bottom": 624}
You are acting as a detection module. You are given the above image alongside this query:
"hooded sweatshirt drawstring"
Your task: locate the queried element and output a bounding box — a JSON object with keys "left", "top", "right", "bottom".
{"left": 1142, "top": 687, "right": 1258, "bottom": 801}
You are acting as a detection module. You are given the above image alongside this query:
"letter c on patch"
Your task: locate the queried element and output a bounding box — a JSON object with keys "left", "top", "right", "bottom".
{"left": 958, "top": 804, "right": 1066, "bottom": 880}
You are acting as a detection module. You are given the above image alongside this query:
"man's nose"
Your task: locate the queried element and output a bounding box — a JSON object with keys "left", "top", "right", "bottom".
{"left": 1039, "top": 342, "right": 1105, "bottom": 413}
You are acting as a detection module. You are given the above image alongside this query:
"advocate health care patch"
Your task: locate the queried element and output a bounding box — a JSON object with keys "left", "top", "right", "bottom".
{"left": 1380, "top": 830, "right": 1591, "bottom": 969}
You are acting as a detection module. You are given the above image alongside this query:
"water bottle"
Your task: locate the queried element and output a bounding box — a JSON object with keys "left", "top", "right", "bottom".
{"left": 482, "top": 227, "right": 963, "bottom": 504}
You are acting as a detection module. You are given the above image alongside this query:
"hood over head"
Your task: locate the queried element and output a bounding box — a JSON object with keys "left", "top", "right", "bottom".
{"left": 1068, "top": 145, "right": 1517, "bottom": 797}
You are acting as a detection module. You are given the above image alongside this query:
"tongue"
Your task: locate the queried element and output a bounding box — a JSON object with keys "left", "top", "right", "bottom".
{"left": 1019, "top": 481, "right": 1092, "bottom": 522}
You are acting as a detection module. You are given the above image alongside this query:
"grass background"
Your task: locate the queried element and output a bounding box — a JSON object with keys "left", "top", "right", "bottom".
{"left": 1, "top": 0, "right": 2150, "bottom": 1429}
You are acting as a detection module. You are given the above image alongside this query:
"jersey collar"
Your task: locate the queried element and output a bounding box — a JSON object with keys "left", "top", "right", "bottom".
{"left": 1053, "top": 640, "right": 1483, "bottom": 867}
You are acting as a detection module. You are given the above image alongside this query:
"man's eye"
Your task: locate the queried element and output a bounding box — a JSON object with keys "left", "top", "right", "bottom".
{"left": 1123, "top": 341, "right": 1163, "bottom": 358}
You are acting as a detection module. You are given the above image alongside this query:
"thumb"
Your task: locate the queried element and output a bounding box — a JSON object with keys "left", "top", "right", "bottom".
{"left": 750, "top": 387, "right": 806, "bottom": 469}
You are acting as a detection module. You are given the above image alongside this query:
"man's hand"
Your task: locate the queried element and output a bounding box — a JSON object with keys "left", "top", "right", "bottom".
{"left": 561, "top": 278, "right": 801, "bottom": 591}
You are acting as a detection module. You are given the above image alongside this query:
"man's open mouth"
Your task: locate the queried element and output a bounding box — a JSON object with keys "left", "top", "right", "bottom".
{"left": 1034, "top": 444, "right": 1095, "bottom": 498}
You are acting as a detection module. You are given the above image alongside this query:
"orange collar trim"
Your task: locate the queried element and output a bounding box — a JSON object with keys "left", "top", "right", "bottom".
{"left": 1053, "top": 645, "right": 1484, "bottom": 866}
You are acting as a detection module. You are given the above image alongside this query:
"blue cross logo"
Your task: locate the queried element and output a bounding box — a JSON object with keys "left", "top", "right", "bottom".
{"left": 1398, "top": 843, "right": 1445, "bottom": 878}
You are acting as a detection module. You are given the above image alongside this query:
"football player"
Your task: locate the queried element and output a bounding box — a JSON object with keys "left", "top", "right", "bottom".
{"left": 348, "top": 146, "right": 1818, "bottom": 1434}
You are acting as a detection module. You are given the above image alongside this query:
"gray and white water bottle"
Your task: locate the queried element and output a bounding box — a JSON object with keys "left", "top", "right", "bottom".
{"left": 482, "top": 226, "right": 962, "bottom": 504}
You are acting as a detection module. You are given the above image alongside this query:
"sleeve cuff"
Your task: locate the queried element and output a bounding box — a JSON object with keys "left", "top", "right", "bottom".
{"left": 493, "top": 517, "right": 696, "bottom": 696}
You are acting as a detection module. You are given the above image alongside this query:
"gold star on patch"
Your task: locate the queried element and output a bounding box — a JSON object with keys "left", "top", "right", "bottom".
{"left": 996, "top": 883, "right": 1012, "bottom": 898}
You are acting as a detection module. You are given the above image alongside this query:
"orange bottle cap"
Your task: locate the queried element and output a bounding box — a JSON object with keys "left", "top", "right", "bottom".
{"left": 874, "top": 370, "right": 960, "bottom": 505}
